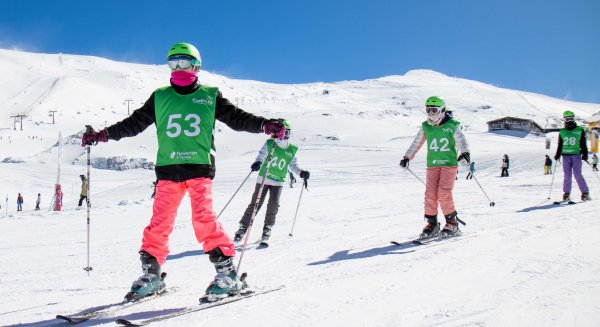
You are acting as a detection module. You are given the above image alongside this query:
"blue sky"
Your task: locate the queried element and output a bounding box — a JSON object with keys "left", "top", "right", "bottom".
{"left": 1, "top": 0, "right": 599, "bottom": 104}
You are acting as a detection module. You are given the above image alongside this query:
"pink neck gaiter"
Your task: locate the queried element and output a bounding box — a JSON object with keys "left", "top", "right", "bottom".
{"left": 170, "top": 70, "right": 197, "bottom": 86}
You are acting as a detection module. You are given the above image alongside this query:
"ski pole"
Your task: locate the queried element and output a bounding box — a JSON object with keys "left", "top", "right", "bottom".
{"left": 406, "top": 166, "right": 426, "bottom": 186}
{"left": 471, "top": 174, "right": 496, "bottom": 207}
{"left": 216, "top": 171, "right": 253, "bottom": 220}
{"left": 583, "top": 160, "right": 600, "bottom": 182}
{"left": 237, "top": 145, "right": 276, "bottom": 272}
{"left": 404, "top": 166, "right": 466, "bottom": 225}
{"left": 288, "top": 178, "right": 308, "bottom": 237}
{"left": 83, "top": 126, "right": 93, "bottom": 275}
{"left": 547, "top": 160, "right": 559, "bottom": 199}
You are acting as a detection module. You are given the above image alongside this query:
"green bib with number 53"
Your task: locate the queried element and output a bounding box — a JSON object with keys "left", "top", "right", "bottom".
{"left": 154, "top": 85, "right": 217, "bottom": 166}
{"left": 559, "top": 126, "right": 584, "bottom": 155}
{"left": 259, "top": 139, "right": 298, "bottom": 182}
{"left": 422, "top": 119, "right": 460, "bottom": 167}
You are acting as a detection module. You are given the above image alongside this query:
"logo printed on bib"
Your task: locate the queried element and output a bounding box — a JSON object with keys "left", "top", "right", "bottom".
{"left": 192, "top": 98, "right": 213, "bottom": 105}
{"left": 169, "top": 151, "right": 198, "bottom": 160}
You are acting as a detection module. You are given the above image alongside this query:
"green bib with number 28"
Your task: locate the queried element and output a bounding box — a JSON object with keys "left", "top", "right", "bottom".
{"left": 559, "top": 126, "right": 584, "bottom": 155}
{"left": 154, "top": 85, "right": 217, "bottom": 166}
{"left": 422, "top": 119, "right": 460, "bottom": 167}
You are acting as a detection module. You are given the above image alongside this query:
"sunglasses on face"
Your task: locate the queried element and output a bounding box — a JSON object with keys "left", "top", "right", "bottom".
{"left": 167, "top": 55, "right": 199, "bottom": 70}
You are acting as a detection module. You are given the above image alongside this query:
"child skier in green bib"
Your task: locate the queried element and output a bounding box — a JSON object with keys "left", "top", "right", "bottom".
{"left": 81, "top": 42, "right": 287, "bottom": 303}
{"left": 234, "top": 120, "right": 309, "bottom": 244}
{"left": 400, "top": 96, "right": 470, "bottom": 238}
{"left": 554, "top": 110, "right": 590, "bottom": 202}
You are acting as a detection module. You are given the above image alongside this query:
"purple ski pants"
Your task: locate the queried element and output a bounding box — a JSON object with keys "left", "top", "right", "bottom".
{"left": 562, "top": 155, "right": 589, "bottom": 194}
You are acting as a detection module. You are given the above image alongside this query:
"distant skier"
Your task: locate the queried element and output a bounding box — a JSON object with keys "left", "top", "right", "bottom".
{"left": 54, "top": 184, "right": 63, "bottom": 211}
{"left": 592, "top": 153, "right": 599, "bottom": 172}
{"left": 466, "top": 161, "right": 475, "bottom": 180}
{"left": 500, "top": 154, "right": 509, "bottom": 177}
{"left": 544, "top": 155, "right": 553, "bottom": 175}
{"left": 233, "top": 120, "right": 309, "bottom": 244}
{"left": 78, "top": 175, "right": 88, "bottom": 207}
{"left": 150, "top": 180, "right": 158, "bottom": 199}
{"left": 400, "top": 96, "right": 470, "bottom": 237}
{"left": 554, "top": 110, "right": 590, "bottom": 202}
{"left": 17, "top": 193, "right": 23, "bottom": 211}
{"left": 35, "top": 193, "right": 41, "bottom": 210}
{"left": 81, "top": 42, "right": 287, "bottom": 302}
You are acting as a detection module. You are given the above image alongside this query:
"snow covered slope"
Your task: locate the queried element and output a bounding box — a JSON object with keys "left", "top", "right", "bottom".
{"left": 0, "top": 49, "right": 599, "bottom": 326}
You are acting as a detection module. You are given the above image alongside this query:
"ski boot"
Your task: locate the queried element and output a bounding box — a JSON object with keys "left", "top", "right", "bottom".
{"left": 581, "top": 192, "right": 591, "bottom": 202}
{"left": 441, "top": 211, "right": 460, "bottom": 237}
{"left": 202, "top": 248, "right": 244, "bottom": 303}
{"left": 261, "top": 225, "right": 273, "bottom": 243}
{"left": 420, "top": 214, "right": 440, "bottom": 239}
{"left": 233, "top": 224, "right": 248, "bottom": 243}
{"left": 562, "top": 193, "right": 571, "bottom": 202}
{"left": 124, "top": 250, "right": 166, "bottom": 302}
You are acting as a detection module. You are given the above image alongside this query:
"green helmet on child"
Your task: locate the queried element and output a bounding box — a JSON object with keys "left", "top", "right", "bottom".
{"left": 425, "top": 96, "right": 446, "bottom": 125}
{"left": 167, "top": 42, "right": 202, "bottom": 67}
{"left": 563, "top": 110, "right": 576, "bottom": 123}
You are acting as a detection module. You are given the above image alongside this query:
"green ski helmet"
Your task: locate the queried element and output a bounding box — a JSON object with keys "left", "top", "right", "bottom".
{"left": 425, "top": 96, "right": 446, "bottom": 109}
{"left": 425, "top": 96, "right": 446, "bottom": 124}
{"left": 167, "top": 42, "right": 202, "bottom": 67}
{"left": 563, "top": 110, "right": 575, "bottom": 118}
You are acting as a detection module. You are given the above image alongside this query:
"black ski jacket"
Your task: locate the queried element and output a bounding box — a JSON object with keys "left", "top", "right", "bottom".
{"left": 105, "top": 80, "right": 266, "bottom": 182}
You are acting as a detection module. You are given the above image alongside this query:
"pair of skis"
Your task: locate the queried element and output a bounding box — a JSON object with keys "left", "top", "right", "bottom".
{"left": 116, "top": 285, "right": 284, "bottom": 326}
{"left": 391, "top": 232, "right": 463, "bottom": 247}
{"left": 552, "top": 200, "right": 577, "bottom": 205}
{"left": 56, "top": 278, "right": 283, "bottom": 325}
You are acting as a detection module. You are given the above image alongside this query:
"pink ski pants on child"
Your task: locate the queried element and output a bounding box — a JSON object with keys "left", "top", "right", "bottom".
{"left": 140, "top": 178, "right": 235, "bottom": 265}
{"left": 424, "top": 166, "right": 458, "bottom": 216}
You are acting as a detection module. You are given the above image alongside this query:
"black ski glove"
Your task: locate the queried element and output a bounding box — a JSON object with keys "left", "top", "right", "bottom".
{"left": 554, "top": 154, "right": 561, "bottom": 161}
{"left": 251, "top": 161, "right": 262, "bottom": 172}
{"left": 399, "top": 156, "right": 410, "bottom": 168}
{"left": 582, "top": 153, "right": 588, "bottom": 162}
{"left": 300, "top": 170, "right": 310, "bottom": 180}
{"left": 457, "top": 152, "right": 470, "bottom": 166}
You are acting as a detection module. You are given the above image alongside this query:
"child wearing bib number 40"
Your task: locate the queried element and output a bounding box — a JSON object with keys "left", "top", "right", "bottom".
{"left": 81, "top": 42, "right": 287, "bottom": 303}
{"left": 400, "top": 96, "right": 470, "bottom": 238}
{"left": 234, "top": 120, "right": 310, "bottom": 244}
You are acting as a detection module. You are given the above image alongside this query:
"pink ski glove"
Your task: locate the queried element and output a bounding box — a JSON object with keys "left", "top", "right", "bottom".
{"left": 81, "top": 126, "right": 109, "bottom": 147}
{"left": 263, "top": 119, "right": 286, "bottom": 140}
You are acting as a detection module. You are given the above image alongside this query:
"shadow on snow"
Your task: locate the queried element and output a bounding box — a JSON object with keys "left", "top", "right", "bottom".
{"left": 167, "top": 249, "right": 205, "bottom": 260}
{"left": 308, "top": 243, "right": 416, "bottom": 266}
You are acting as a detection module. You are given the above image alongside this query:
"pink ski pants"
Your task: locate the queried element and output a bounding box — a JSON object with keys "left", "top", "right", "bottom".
{"left": 424, "top": 166, "right": 458, "bottom": 216}
{"left": 140, "top": 178, "right": 235, "bottom": 265}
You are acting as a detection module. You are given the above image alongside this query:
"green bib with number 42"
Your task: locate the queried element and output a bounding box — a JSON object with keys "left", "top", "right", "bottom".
{"left": 422, "top": 119, "right": 460, "bottom": 167}
{"left": 559, "top": 126, "right": 584, "bottom": 155}
{"left": 259, "top": 139, "right": 298, "bottom": 182}
{"left": 154, "top": 85, "right": 217, "bottom": 166}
